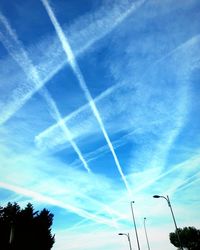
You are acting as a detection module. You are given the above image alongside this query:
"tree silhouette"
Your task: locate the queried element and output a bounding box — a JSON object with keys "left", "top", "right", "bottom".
{"left": 169, "top": 226, "right": 200, "bottom": 250}
{"left": 0, "top": 202, "right": 55, "bottom": 250}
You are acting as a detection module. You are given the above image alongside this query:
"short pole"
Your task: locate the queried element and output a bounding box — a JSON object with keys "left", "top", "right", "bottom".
{"left": 118, "top": 233, "right": 132, "bottom": 250}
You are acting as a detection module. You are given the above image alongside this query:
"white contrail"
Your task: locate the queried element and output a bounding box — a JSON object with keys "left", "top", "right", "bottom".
{"left": 40, "top": 90, "right": 91, "bottom": 172}
{"left": 0, "top": 0, "right": 145, "bottom": 126}
{"left": 36, "top": 33, "right": 200, "bottom": 151}
{"left": 41, "top": 0, "right": 132, "bottom": 197}
{"left": 0, "top": 12, "right": 130, "bottom": 220}
{"left": 0, "top": 13, "right": 127, "bottom": 221}
{"left": 0, "top": 13, "right": 91, "bottom": 172}
{"left": 35, "top": 82, "right": 119, "bottom": 148}
{"left": 0, "top": 181, "right": 117, "bottom": 227}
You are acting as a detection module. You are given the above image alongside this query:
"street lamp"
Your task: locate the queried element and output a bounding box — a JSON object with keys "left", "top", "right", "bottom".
{"left": 153, "top": 195, "right": 183, "bottom": 250}
{"left": 118, "top": 233, "right": 132, "bottom": 250}
{"left": 130, "top": 201, "right": 140, "bottom": 250}
{"left": 144, "top": 217, "right": 151, "bottom": 250}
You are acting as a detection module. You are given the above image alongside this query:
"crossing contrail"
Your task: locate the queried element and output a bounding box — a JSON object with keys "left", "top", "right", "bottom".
{"left": 41, "top": 0, "right": 132, "bottom": 197}
{"left": 0, "top": 12, "right": 131, "bottom": 219}
{"left": 0, "top": 12, "right": 91, "bottom": 172}
{"left": 0, "top": 0, "right": 145, "bottom": 126}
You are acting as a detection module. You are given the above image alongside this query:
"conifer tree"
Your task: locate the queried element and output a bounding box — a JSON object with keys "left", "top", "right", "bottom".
{"left": 0, "top": 202, "right": 55, "bottom": 250}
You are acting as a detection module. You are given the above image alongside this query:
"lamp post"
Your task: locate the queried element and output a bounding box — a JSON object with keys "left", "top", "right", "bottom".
{"left": 118, "top": 233, "right": 132, "bottom": 250}
{"left": 153, "top": 195, "right": 183, "bottom": 250}
{"left": 144, "top": 217, "right": 151, "bottom": 250}
{"left": 130, "top": 201, "right": 140, "bottom": 250}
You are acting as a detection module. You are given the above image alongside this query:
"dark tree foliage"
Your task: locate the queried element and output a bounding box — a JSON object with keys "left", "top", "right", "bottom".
{"left": 169, "top": 226, "right": 200, "bottom": 250}
{"left": 0, "top": 202, "right": 55, "bottom": 250}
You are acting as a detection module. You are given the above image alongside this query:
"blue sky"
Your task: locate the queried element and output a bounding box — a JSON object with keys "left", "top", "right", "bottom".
{"left": 0, "top": 0, "right": 200, "bottom": 249}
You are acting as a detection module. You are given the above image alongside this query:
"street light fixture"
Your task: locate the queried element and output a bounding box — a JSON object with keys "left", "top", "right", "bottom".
{"left": 144, "top": 217, "right": 151, "bottom": 250}
{"left": 118, "top": 233, "right": 132, "bottom": 250}
{"left": 130, "top": 201, "right": 140, "bottom": 250}
{"left": 153, "top": 195, "right": 183, "bottom": 250}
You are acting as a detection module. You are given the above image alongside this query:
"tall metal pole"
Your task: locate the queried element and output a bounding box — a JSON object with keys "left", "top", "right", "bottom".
{"left": 118, "top": 233, "right": 132, "bottom": 250}
{"left": 144, "top": 217, "right": 151, "bottom": 250}
{"left": 153, "top": 195, "right": 183, "bottom": 250}
{"left": 166, "top": 195, "right": 183, "bottom": 250}
{"left": 130, "top": 201, "right": 140, "bottom": 250}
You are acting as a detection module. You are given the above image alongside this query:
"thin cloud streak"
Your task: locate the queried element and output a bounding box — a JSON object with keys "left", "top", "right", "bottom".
{"left": 41, "top": 0, "right": 132, "bottom": 197}
{"left": 134, "top": 154, "right": 200, "bottom": 194}
{"left": 74, "top": 0, "right": 146, "bottom": 56}
{"left": 0, "top": 181, "right": 118, "bottom": 227}
{"left": 0, "top": 12, "right": 91, "bottom": 172}
{"left": 176, "top": 172, "right": 200, "bottom": 193}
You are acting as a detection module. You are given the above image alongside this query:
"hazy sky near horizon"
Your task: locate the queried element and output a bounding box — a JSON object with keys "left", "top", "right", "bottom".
{"left": 0, "top": 0, "right": 200, "bottom": 249}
